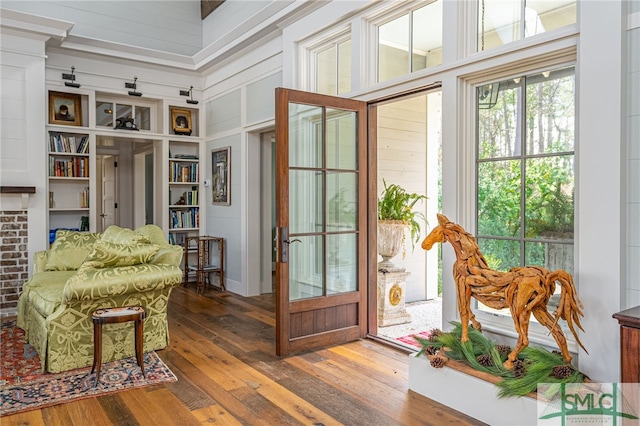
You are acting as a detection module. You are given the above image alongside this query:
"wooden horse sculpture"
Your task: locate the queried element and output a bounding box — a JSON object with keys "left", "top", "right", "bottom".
{"left": 422, "top": 214, "right": 587, "bottom": 369}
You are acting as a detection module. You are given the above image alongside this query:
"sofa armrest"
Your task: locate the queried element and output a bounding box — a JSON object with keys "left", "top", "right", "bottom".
{"left": 33, "top": 250, "right": 49, "bottom": 274}
{"left": 61, "top": 263, "right": 182, "bottom": 303}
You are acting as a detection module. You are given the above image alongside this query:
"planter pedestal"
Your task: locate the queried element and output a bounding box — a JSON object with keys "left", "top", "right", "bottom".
{"left": 408, "top": 354, "right": 539, "bottom": 425}
{"left": 377, "top": 270, "right": 411, "bottom": 327}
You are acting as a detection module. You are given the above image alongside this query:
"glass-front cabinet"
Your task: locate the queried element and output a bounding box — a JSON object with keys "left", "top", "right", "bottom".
{"left": 96, "top": 99, "right": 152, "bottom": 131}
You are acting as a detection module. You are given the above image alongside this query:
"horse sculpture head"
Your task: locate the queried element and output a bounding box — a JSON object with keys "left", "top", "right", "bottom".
{"left": 421, "top": 213, "right": 450, "bottom": 250}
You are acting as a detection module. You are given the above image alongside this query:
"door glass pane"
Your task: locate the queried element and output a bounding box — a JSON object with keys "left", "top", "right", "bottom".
{"left": 317, "top": 45, "right": 337, "bottom": 96}
{"left": 289, "top": 170, "right": 322, "bottom": 234}
{"left": 327, "top": 172, "right": 357, "bottom": 231}
{"left": 135, "top": 106, "right": 151, "bottom": 131}
{"left": 327, "top": 233, "right": 357, "bottom": 294}
{"left": 379, "top": 14, "right": 409, "bottom": 82}
{"left": 96, "top": 102, "right": 113, "bottom": 127}
{"left": 326, "top": 108, "right": 357, "bottom": 170}
{"left": 477, "top": 159, "right": 521, "bottom": 237}
{"left": 525, "top": 68, "right": 575, "bottom": 155}
{"left": 412, "top": 2, "right": 443, "bottom": 71}
{"left": 290, "top": 235, "right": 323, "bottom": 301}
{"left": 289, "top": 103, "right": 323, "bottom": 168}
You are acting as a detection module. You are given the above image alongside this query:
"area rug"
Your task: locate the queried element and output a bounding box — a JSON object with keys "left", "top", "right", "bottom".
{"left": 396, "top": 330, "right": 433, "bottom": 348}
{"left": 1, "top": 319, "right": 177, "bottom": 417}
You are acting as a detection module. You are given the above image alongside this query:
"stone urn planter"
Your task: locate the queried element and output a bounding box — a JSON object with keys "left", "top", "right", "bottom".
{"left": 377, "top": 220, "right": 407, "bottom": 271}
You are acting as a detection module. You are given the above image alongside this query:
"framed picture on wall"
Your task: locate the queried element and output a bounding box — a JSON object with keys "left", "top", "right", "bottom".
{"left": 211, "top": 146, "right": 230, "bottom": 205}
{"left": 171, "top": 107, "right": 192, "bottom": 136}
{"left": 49, "top": 91, "right": 82, "bottom": 126}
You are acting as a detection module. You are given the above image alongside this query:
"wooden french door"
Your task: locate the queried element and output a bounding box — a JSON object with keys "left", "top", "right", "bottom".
{"left": 275, "top": 88, "right": 368, "bottom": 356}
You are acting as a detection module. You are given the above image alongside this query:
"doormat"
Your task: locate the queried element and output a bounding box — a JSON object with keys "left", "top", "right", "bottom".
{"left": 396, "top": 330, "right": 433, "bottom": 348}
{"left": 1, "top": 319, "right": 177, "bottom": 417}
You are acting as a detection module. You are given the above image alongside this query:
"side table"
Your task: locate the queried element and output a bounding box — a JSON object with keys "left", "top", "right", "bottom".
{"left": 91, "top": 306, "right": 146, "bottom": 387}
{"left": 612, "top": 305, "right": 640, "bottom": 383}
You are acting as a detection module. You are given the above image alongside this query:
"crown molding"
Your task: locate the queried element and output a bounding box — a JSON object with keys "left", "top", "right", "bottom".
{"left": 0, "top": 8, "right": 73, "bottom": 40}
{"left": 54, "top": 35, "right": 197, "bottom": 70}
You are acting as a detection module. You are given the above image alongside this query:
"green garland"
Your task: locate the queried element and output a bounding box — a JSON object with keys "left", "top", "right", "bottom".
{"left": 416, "top": 322, "right": 585, "bottom": 398}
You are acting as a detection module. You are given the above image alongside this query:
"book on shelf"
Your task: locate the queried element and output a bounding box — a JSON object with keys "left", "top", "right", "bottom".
{"left": 169, "top": 207, "right": 199, "bottom": 229}
{"left": 49, "top": 157, "right": 89, "bottom": 177}
{"left": 79, "top": 187, "right": 89, "bottom": 208}
{"left": 169, "top": 161, "right": 199, "bottom": 182}
{"left": 173, "top": 154, "right": 199, "bottom": 159}
{"left": 49, "top": 133, "right": 89, "bottom": 154}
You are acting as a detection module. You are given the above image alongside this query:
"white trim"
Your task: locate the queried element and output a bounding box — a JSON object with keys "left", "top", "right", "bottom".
{"left": 629, "top": 11, "right": 640, "bottom": 30}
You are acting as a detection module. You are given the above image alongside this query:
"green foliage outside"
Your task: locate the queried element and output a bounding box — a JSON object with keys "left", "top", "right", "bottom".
{"left": 476, "top": 68, "right": 575, "bottom": 272}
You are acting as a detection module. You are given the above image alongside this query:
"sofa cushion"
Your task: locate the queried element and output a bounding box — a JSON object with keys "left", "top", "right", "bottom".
{"left": 45, "top": 230, "right": 102, "bottom": 271}
{"left": 102, "top": 225, "right": 150, "bottom": 245}
{"left": 151, "top": 245, "right": 183, "bottom": 266}
{"left": 134, "top": 224, "right": 170, "bottom": 247}
{"left": 24, "top": 271, "right": 75, "bottom": 317}
{"left": 79, "top": 240, "right": 160, "bottom": 270}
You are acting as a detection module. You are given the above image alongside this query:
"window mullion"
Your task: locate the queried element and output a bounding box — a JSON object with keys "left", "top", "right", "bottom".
{"left": 519, "top": 77, "right": 527, "bottom": 266}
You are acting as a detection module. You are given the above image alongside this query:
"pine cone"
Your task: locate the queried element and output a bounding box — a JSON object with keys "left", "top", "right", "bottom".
{"left": 425, "top": 346, "right": 438, "bottom": 356}
{"left": 513, "top": 359, "right": 527, "bottom": 379}
{"left": 477, "top": 354, "right": 493, "bottom": 367}
{"left": 429, "top": 328, "right": 443, "bottom": 342}
{"left": 552, "top": 365, "right": 574, "bottom": 379}
{"left": 497, "top": 344, "right": 511, "bottom": 359}
{"left": 430, "top": 356, "right": 446, "bottom": 368}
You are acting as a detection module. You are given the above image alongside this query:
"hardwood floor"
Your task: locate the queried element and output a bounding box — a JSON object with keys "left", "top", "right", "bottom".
{"left": 4, "top": 287, "right": 484, "bottom": 425}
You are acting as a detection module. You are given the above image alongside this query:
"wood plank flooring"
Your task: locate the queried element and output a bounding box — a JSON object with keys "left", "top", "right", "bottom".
{"left": 3, "top": 287, "right": 485, "bottom": 425}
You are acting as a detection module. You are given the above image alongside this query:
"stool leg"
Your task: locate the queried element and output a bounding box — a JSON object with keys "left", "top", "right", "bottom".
{"left": 92, "top": 323, "right": 102, "bottom": 387}
{"left": 135, "top": 318, "right": 146, "bottom": 378}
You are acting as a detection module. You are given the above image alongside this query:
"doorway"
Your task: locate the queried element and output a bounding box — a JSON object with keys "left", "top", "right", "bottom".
{"left": 373, "top": 89, "right": 443, "bottom": 346}
{"left": 270, "top": 87, "right": 442, "bottom": 355}
{"left": 96, "top": 136, "right": 157, "bottom": 232}
{"left": 96, "top": 154, "right": 119, "bottom": 232}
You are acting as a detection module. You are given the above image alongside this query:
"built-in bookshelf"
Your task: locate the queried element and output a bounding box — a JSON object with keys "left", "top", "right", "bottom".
{"left": 168, "top": 141, "right": 200, "bottom": 245}
{"left": 47, "top": 130, "right": 91, "bottom": 234}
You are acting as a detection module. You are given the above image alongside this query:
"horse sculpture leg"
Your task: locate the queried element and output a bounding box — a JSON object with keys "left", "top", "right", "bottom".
{"left": 456, "top": 278, "right": 481, "bottom": 342}
{"left": 505, "top": 308, "right": 531, "bottom": 369}
{"left": 456, "top": 279, "right": 471, "bottom": 342}
{"left": 532, "top": 306, "right": 572, "bottom": 364}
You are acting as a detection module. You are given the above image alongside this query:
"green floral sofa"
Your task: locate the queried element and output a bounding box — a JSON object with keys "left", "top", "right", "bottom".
{"left": 17, "top": 224, "right": 183, "bottom": 373}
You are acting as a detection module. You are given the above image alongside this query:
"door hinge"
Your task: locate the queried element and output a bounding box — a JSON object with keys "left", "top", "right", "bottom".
{"left": 114, "top": 161, "right": 118, "bottom": 167}
{"left": 114, "top": 203, "right": 118, "bottom": 209}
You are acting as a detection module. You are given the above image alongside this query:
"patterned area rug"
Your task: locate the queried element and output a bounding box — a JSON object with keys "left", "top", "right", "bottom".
{"left": 1, "top": 319, "right": 177, "bottom": 417}
{"left": 396, "top": 330, "right": 433, "bottom": 348}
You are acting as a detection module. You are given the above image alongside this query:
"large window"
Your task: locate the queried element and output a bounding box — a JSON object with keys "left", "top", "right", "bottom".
{"left": 476, "top": 66, "right": 575, "bottom": 314}
{"left": 478, "top": 0, "right": 576, "bottom": 51}
{"left": 378, "top": 1, "right": 442, "bottom": 83}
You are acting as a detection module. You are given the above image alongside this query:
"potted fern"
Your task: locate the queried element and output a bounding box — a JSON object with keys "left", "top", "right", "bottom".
{"left": 377, "top": 180, "right": 427, "bottom": 271}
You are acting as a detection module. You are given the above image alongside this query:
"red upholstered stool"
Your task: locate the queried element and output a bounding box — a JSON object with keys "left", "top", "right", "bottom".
{"left": 91, "top": 306, "right": 146, "bottom": 387}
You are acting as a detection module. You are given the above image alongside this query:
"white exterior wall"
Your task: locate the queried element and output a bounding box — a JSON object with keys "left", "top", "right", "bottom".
{"left": 627, "top": 4, "right": 640, "bottom": 309}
